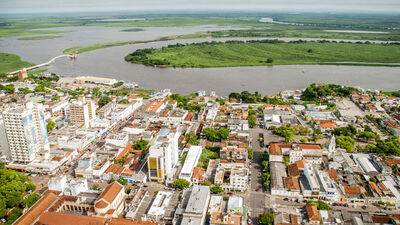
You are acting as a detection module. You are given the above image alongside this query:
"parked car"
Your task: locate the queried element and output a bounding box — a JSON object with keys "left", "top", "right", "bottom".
{"left": 283, "top": 198, "right": 289, "bottom": 201}
{"left": 362, "top": 206, "right": 367, "bottom": 210}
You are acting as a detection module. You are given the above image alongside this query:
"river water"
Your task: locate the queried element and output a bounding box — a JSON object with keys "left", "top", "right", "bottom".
{"left": 1, "top": 26, "right": 399, "bottom": 95}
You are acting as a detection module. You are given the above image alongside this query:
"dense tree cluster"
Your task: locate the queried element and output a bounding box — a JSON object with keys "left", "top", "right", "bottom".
{"left": 98, "top": 96, "right": 111, "bottom": 108}
{"left": 0, "top": 84, "right": 15, "bottom": 94}
{"left": 203, "top": 127, "right": 230, "bottom": 142}
{"left": 0, "top": 169, "right": 37, "bottom": 224}
{"left": 301, "top": 83, "right": 356, "bottom": 101}
{"left": 173, "top": 179, "right": 190, "bottom": 190}
{"left": 210, "top": 185, "right": 224, "bottom": 194}
{"left": 168, "top": 94, "right": 202, "bottom": 112}
{"left": 259, "top": 213, "right": 274, "bottom": 225}
{"left": 133, "top": 139, "right": 149, "bottom": 151}
{"left": 333, "top": 125, "right": 357, "bottom": 137}
{"left": 247, "top": 115, "right": 257, "bottom": 128}
{"left": 307, "top": 200, "right": 331, "bottom": 210}
{"left": 185, "top": 132, "right": 200, "bottom": 145}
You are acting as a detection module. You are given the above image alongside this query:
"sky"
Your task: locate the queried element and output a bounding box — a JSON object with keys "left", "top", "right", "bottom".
{"left": 1, "top": 0, "right": 400, "bottom": 14}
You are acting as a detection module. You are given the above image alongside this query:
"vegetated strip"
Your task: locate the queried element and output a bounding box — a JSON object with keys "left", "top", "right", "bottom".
{"left": 17, "top": 35, "right": 62, "bottom": 40}
{"left": 124, "top": 39, "right": 400, "bottom": 68}
{"left": 0, "top": 53, "right": 34, "bottom": 75}
{"left": 62, "top": 37, "right": 173, "bottom": 54}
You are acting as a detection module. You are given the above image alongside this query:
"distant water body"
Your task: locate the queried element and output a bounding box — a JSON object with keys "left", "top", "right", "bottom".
{"left": 1, "top": 26, "right": 399, "bottom": 95}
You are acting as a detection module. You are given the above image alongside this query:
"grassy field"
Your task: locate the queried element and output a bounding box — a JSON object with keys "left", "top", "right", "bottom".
{"left": 125, "top": 41, "right": 400, "bottom": 68}
{"left": 0, "top": 53, "right": 34, "bottom": 74}
{"left": 17, "top": 35, "right": 62, "bottom": 40}
{"left": 197, "top": 148, "right": 219, "bottom": 168}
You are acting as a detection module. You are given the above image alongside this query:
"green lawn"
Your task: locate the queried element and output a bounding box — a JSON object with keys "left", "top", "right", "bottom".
{"left": 125, "top": 41, "right": 400, "bottom": 68}
{"left": 17, "top": 35, "right": 62, "bottom": 40}
{"left": 0, "top": 53, "right": 34, "bottom": 74}
{"left": 197, "top": 148, "right": 219, "bottom": 168}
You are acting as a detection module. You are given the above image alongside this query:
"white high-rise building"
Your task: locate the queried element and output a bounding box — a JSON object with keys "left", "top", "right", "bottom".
{"left": 148, "top": 128, "right": 181, "bottom": 182}
{"left": 0, "top": 118, "right": 10, "bottom": 161}
{"left": 2, "top": 102, "right": 50, "bottom": 163}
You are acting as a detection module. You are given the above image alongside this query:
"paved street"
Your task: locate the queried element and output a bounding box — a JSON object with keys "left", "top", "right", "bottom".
{"left": 245, "top": 127, "right": 284, "bottom": 223}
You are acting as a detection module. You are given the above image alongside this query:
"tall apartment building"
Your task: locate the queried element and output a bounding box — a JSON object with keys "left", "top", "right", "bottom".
{"left": 69, "top": 97, "right": 96, "bottom": 128}
{"left": 148, "top": 128, "right": 180, "bottom": 183}
{"left": 0, "top": 118, "right": 10, "bottom": 161}
{"left": 1, "top": 102, "right": 50, "bottom": 163}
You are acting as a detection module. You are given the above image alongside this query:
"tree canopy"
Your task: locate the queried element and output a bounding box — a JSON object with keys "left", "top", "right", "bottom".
{"left": 185, "top": 132, "right": 200, "bottom": 145}
{"left": 210, "top": 185, "right": 224, "bottom": 194}
{"left": 203, "top": 127, "right": 230, "bottom": 142}
{"left": 259, "top": 213, "right": 274, "bottom": 225}
{"left": 173, "top": 179, "right": 190, "bottom": 190}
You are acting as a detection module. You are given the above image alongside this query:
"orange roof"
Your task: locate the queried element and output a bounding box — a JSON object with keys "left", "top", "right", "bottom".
{"left": 152, "top": 101, "right": 164, "bottom": 113}
{"left": 115, "top": 144, "right": 131, "bottom": 161}
{"left": 160, "top": 110, "right": 169, "bottom": 117}
{"left": 306, "top": 205, "right": 320, "bottom": 222}
{"left": 109, "top": 218, "right": 157, "bottom": 225}
{"left": 95, "top": 199, "right": 109, "bottom": 209}
{"left": 192, "top": 167, "right": 206, "bottom": 180}
{"left": 269, "top": 143, "right": 291, "bottom": 155}
{"left": 144, "top": 100, "right": 157, "bottom": 112}
{"left": 288, "top": 164, "right": 299, "bottom": 177}
{"left": 168, "top": 100, "right": 177, "bottom": 105}
{"left": 14, "top": 193, "right": 59, "bottom": 225}
{"left": 97, "top": 182, "right": 123, "bottom": 206}
{"left": 285, "top": 177, "right": 300, "bottom": 190}
{"left": 295, "top": 160, "right": 305, "bottom": 169}
{"left": 269, "top": 143, "right": 321, "bottom": 155}
{"left": 209, "top": 212, "right": 242, "bottom": 225}
{"left": 184, "top": 112, "right": 195, "bottom": 121}
{"left": 385, "top": 159, "right": 400, "bottom": 166}
{"left": 378, "top": 182, "right": 387, "bottom": 190}
{"left": 38, "top": 212, "right": 107, "bottom": 225}
{"left": 290, "top": 214, "right": 299, "bottom": 225}
{"left": 343, "top": 186, "right": 362, "bottom": 195}
{"left": 369, "top": 182, "right": 383, "bottom": 196}
{"left": 298, "top": 144, "right": 322, "bottom": 150}
{"left": 319, "top": 122, "right": 337, "bottom": 129}
{"left": 104, "top": 164, "right": 125, "bottom": 175}
{"left": 325, "top": 169, "right": 337, "bottom": 179}
{"left": 51, "top": 156, "right": 64, "bottom": 162}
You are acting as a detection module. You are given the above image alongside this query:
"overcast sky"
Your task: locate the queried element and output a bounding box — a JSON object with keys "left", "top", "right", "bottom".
{"left": 1, "top": 0, "right": 400, "bottom": 14}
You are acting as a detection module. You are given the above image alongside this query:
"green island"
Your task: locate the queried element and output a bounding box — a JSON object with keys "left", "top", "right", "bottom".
{"left": 121, "top": 28, "right": 145, "bottom": 32}
{"left": 62, "top": 37, "right": 172, "bottom": 54}
{"left": 17, "top": 35, "right": 62, "bottom": 40}
{"left": 0, "top": 53, "right": 34, "bottom": 74}
{"left": 124, "top": 40, "right": 400, "bottom": 68}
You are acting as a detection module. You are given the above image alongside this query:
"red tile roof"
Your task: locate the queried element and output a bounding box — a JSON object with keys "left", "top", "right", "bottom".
{"left": 285, "top": 177, "right": 300, "bottom": 190}
{"left": 14, "top": 193, "right": 59, "bottom": 225}
{"left": 39, "top": 212, "right": 107, "bottom": 225}
{"left": 96, "top": 182, "right": 123, "bottom": 207}
{"left": 343, "top": 185, "right": 362, "bottom": 195}
{"left": 306, "top": 205, "right": 320, "bottom": 222}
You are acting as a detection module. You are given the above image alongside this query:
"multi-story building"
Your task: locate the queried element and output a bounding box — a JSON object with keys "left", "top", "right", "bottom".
{"left": 220, "top": 147, "right": 247, "bottom": 163}
{"left": 94, "top": 182, "right": 126, "bottom": 218}
{"left": 181, "top": 185, "right": 210, "bottom": 225}
{"left": 179, "top": 146, "right": 202, "bottom": 182}
{"left": 148, "top": 128, "right": 180, "bottom": 182}
{"left": 2, "top": 102, "right": 50, "bottom": 163}
{"left": 0, "top": 118, "right": 10, "bottom": 161}
{"left": 69, "top": 97, "right": 96, "bottom": 128}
